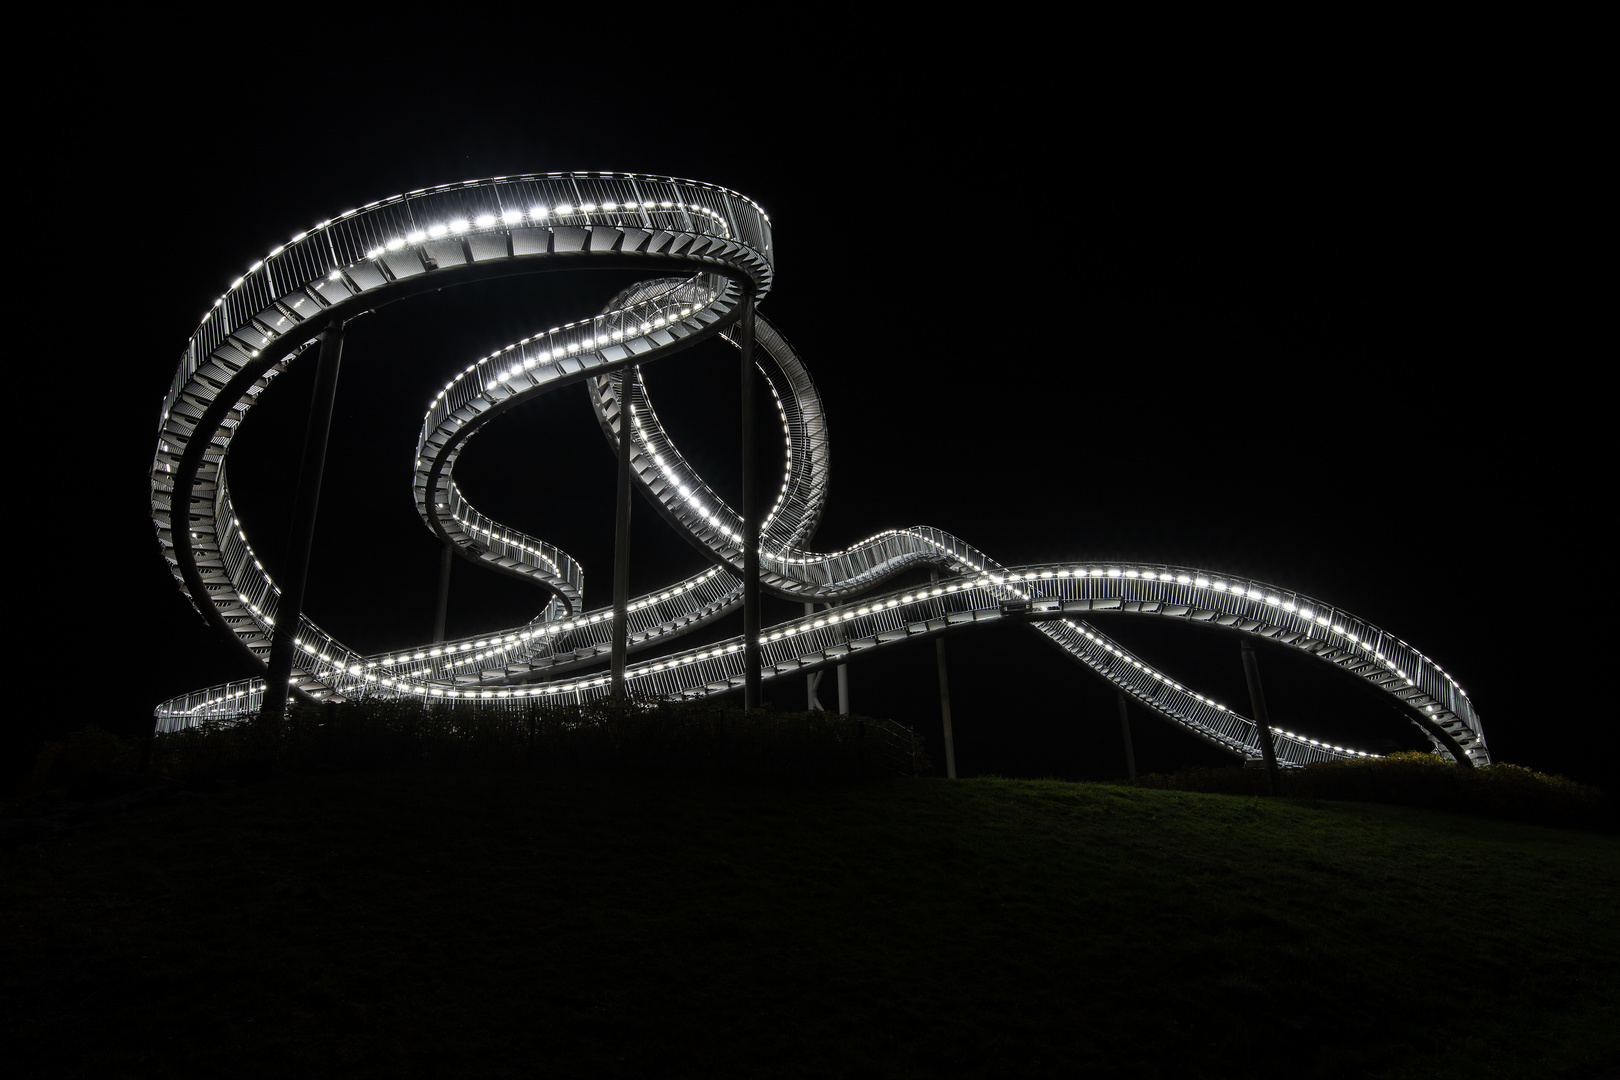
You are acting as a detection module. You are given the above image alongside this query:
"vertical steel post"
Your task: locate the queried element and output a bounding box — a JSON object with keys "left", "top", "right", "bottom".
{"left": 936, "top": 639, "right": 956, "bottom": 779}
{"left": 805, "top": 602, "right": 822, "bottom": 710}
{"left": 1241, "top": 638, "right": 1281, "bottom": 794}
{"left": 610, "top": 374, "right": 634, "bottom": 700}
{"left": 827, "top": 600, "right": 849, "bottom": 715}
{"left": 1116, "top": 689, "right": 1137, "bottom": 780}
{"left": 261, "top": 321, "right": 346, "bottom": 716}
{"left": 740, "top": 297, "right": 761, "bottom": 708}
{"left": 432, "top": 543, "right": 452, "bottom": 644}
{"left": 932, "top": 571, "right": 956, "bottom": 778}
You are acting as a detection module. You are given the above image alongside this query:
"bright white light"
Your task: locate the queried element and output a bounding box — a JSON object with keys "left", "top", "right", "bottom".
{"left": 501, "top": 210, "right": 523, "bottom": 224}
{"left": 475, "top": 213, "right": 497, "bottom": 227}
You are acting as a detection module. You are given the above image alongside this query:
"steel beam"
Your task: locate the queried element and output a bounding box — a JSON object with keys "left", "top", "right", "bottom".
{"left": 1117, "top": 689, "right": 1137, "bottom": 780}
{"left": 432, "top": 543, "right": 452, "bottom": 644}
{"left": 610, "top": 377, "right": 634, "bottom": 699}
{"left": 261, "top": 321, "right": 345, "bottom": 716}
{"left": 1241, "top": 638, "right": 1281, "bottom": 794}
{"left": 740, "top": 296, "right": 760, "bottom": 708}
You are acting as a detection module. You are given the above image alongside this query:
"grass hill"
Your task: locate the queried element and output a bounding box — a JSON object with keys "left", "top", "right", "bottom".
{"left": 4, "top": 762, "right": 1617, "bottom": 1078}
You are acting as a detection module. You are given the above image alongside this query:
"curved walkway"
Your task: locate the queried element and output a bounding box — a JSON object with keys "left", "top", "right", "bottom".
{"left": 151, "top": 174, "right": 1488, "bottom": 767}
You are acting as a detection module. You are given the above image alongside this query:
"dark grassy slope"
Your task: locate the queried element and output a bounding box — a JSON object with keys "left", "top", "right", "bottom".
{"left": 4, "top": 774, "right": 1616, "bottom": 1080}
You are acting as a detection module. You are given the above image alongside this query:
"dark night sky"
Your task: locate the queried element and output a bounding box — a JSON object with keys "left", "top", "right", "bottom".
{"left": 29, "top": 45, "right": 1602, "bottom": 789}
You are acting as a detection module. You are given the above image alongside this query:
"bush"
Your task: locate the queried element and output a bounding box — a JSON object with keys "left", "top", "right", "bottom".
{"left": 146, "top": 699, "right": 928, "bottom": 785}
{"left": 18, "top": 726, "right": 142, "bottom": 797}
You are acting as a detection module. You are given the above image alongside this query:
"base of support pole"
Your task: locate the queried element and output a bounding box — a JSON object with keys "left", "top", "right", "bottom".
{"left": 432, "top": 543, "right": 452, "bottom": 644}
{"left": 740, "top": 297, "right": 760, "bottom": 709}
{"left": 261, "top": 320, "right": 346, "bottom": 717}
{"left": 1240, "top": 638, "right": 1281, "bottom": 795}
{"left": 1116, "top": 689, "right": 1137, "bottom": 780}
{"left": 610, "top": 377, "right": 633, "bottom": 701}
{"left": 937, "top": 637, "right": 956, "bottom": 780}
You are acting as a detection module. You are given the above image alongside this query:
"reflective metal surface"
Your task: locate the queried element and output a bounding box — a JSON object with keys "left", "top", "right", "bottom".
{"left": 152, "top": 174, "right": 1488, "bottom": 767}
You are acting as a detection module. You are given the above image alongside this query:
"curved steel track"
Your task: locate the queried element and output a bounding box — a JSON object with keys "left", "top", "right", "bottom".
{"left": 151, "top": 173, "right": 1489, "bottom": 767}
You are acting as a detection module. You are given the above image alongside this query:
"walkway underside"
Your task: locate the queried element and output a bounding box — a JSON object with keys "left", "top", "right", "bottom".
{"left": 151, "top": 173, "right": 1488, "bottom": 768}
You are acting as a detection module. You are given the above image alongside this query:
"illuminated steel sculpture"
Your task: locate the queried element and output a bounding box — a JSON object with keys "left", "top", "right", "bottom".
{"left": 151, "top": 174, "right": 1489, "bottom": 767}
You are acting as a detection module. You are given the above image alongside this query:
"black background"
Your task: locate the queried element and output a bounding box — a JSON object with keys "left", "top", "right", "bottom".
{"left": 19, "top": 38, "right": 1601, "bottom": 791}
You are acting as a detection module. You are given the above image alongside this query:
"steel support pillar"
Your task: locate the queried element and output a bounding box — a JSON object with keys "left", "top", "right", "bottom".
{"left": 740, "top": 297, "right": 761, "bottom": 709}
{"left": 261, "top": 321, "right": 346, "bottom": 716}
{"left": 824, "top": 600, "right": 849, "bottom": 715}
{"left": 1116, "top": 689, "right": 1137, "bottom": 780}
{"left": 937, "top": 638, "right": 956, "bottom": 779}
{"left": 610, "top": 375, "right": 634, "bottom": 700}
{"left": 432, "top": 543, "right": 452, "bottom": 644}
{"left": 805, "top": 602, "right": 824, "bottom": 710}
{"left": 1241, "top": 638, "right": 1281, "bottom": 794}
{"left": 931, "top": 572, "right": 956, "bottom": 778}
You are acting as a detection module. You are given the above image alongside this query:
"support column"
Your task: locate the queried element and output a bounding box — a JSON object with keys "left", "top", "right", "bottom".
{"left": 932, "top": 572, "right": 956, "bottom": 779}
{"left": 432, "top": 543, "right": 452, "bottom": 644}
{"left": 937, "top": 638, "right": 956, "bottom": 779}
{"left": 805, "top": 602, "right": 823, "bottom": 710}
{"left": 1240, "top": 638, "right": 1281, "bottom": 794}
{"left": 261, "top": 321, "right": 346, "bottom": 717}
{"left": 740, "top": 297, "right": 761, "bottom": 709}
{"left": 610, "top": 375, "right": 634, "bottom": 700}
{"left": 827, "top": 600, "right": 849, "bottom": 715}
{"left": 1116, "top": 689, "right": 1137, "bottom": 780}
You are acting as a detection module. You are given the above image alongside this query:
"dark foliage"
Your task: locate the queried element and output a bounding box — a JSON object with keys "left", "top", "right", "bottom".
{"left": 121, "top": 700, "right": 927, "bottom": 787}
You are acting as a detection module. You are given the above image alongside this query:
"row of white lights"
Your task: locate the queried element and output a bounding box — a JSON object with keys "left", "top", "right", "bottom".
{"left": 178, "top": 201, "right": 745, "bottom": 707}
{"left": 427, "top": 295, "right": 712, "bottom": 415}
{"left": 174, "top": 561, "right": 1425, "bottom": 749}
{"left": 1059, "top": 620, "right": 1375, "bottom": 759}
{"left": 188, "top": 480, "right": 1462, "bottom": 738}
{"left": 361, "top": 567, "right": 730, "bottom": 678}
{"left": 986, "top": 565, "right": 1466, "bottom": 699}
{"left": 304, "top": 566, "right": 1454, "bottom": 754}
{"left": 363, "top": 201, "right": 733, "bottom": 263}
{"left": 164, "top": 185, "right": 1462, "bottom": 753}
{"left": 192, "top": 172, "right": 764, "bottom": 328}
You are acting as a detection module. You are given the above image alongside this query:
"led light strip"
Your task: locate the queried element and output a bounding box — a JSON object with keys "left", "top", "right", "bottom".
{"left": 152, "top": 174, "right": 1486, "bottom": 767}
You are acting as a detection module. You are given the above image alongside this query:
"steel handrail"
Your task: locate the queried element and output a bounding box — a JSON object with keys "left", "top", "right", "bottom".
{"left": 152, "top": 174, "right": 1486, "bottom": 768}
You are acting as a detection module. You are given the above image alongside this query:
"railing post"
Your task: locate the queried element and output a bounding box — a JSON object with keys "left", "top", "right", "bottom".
{"left": 1240, "top": 638, "right": 1281, "bottom": 794}
{"left": 261, "top": 320, "right": 345, "bottom": 717}
{"left": 610, "top": 376, "right": 634, "bottom": 700}
{"left": 740, "top": 296, "right": 761, "bottom": 709}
